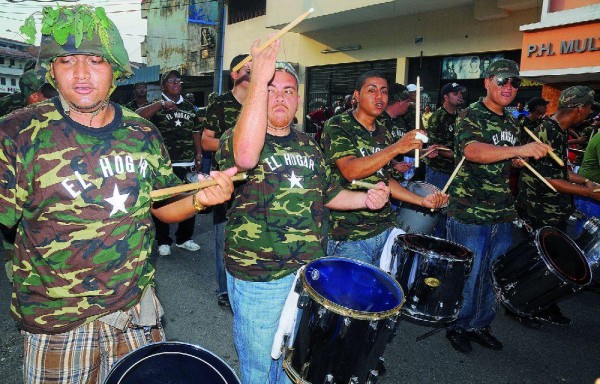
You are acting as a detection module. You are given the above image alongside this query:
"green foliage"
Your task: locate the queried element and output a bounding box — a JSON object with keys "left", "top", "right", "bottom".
{"left": 19, "top": 16, "right": 37, "bottom": 44}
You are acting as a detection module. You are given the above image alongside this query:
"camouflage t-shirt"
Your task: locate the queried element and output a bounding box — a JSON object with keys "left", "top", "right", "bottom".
{"left": 379, "top": 111, "right": 410, "bottom": 142}
{"left": 404, "top": 104, "right": 417, "bottom": 130}
{"left": 205, "top": 91, "right": 243, "bottom": 169}
{"left": 0, "top": 92, "right": 25, "bottom": 117}
{"left": 123, "top": 99, "right": 151, "bottom": 111}
{"left": 425, "top": 106, "right": 458, "bottom": 173}
{"left": 150, "top": 97, "right": 199, "bottom": 163}
{"left": 321, "top": 111, "right": 396, "bottom": 241}
{"left": 518, "top": 116, "right": 542, "bottom": 145}
{"left": 447, "top": 101, "right": 519, "bottom": 225}
{"left": 217, "top": 128, "right": 342, "bottom": 282}
{"left": 517, "top": 118, "right": 573, "bottom": 226}
{"left": 0, "top": 99, "right": 180, "bottom": 334}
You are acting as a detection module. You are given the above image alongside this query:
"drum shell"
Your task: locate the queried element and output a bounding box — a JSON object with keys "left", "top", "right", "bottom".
{"left": 103, "top": 341, "right": 240, "bottom": 384}
{"left": 492, "top": 227, "right": 591, "bottom": 316}
{"left": 575, "top": 217, "right": 600, "bottom": 283}
{"left": 393, "top": 234, "right": 473, "bottom": 324}
{"left": 396, "top": 182, "right": 445, "bottom": 235}
{"left": 284, "top": 257, "right": 403, "bottom": 384}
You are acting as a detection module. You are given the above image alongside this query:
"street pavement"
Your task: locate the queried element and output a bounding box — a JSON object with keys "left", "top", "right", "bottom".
{"left": 0, "top": 211, "right": 599, "bottom": 383}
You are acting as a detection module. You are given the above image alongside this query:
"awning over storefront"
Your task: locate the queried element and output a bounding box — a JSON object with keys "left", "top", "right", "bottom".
{"left": 116, "top": 65, "right": 160, "bottom": 86}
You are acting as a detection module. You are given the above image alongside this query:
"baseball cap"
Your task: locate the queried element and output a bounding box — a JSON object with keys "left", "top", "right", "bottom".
{"left": 526, "top": 97, "right": 549, "bottom": 112}
{"left": 407, "top": 84, "right": 423, "bottom": 92}
{"left": 161, "top": 70, "right": 182, "bottom": 85}
{"left": 487, "top": 59, "right": 520, "bottom": 78}
{"left": 389, "top": 83, "right": 411, "bottom": 103}
{"left": 558, "top": 86, "right": 600, "bottom": 109}
{"left": 275, "top": 61, "right": 299, "bottom": 85}
{"left": 441, "top": 82, "right": 466, "bottom": 96}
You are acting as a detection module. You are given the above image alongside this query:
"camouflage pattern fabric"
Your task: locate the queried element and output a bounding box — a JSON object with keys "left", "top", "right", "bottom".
{"left": 217, "top": 128, "right": 342, "bottom": 282}
{"left": 518, "top": 115, "right": 542, "bottom": 145}
{"left": 321, "top": 111, "right": 396, "bottom": 241}
{"left": 0, "top": 99, "right": 180, "bottom": 334}
{"left": 150, "top": 98, "right": 199, "bottom": 163}
{"left": 403, "top": 104, "right": 417, "bottom": 130}
{"left": 379, "top": 110, "right": 410, "bottom": 142}
{"left": 517, "top": 119, "right": 573, "bottom": 226}
{"left": 123, "top": 99, "right": 151, "bottom": 111}
{"left": 447, "top": 101, "right": 519, "bottom": 225}
{"left": 0, "top": 93, "right": 25, "bottom": 117}
{"left": 425, "top": 106, "right": 458, "bottom": 173}
{"left": 204, "top": 91, "right": 242, "bottom": 168}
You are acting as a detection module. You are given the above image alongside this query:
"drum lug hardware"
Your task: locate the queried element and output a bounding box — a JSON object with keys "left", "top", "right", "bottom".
{"left": 367, "top": 320, "right": 378, "bottom": 342}
{"left": 317, "top": 306, "right": 331, "bottom": 330}
{"left": 339, "top": 317, "right": 352, "bottom": 338}
{"left": 323, "top": 374, "right": 334, "bottom": 384}
{"left": 349, "top": 376, "right": 359, "bottom": 384}
{"left": 377, "top": 357, "right": 387, "bottom": 376}
{"left": 300, "top": 362, "right": 311, "bottom": 379}
{"left": 298, "top": 292, "right": 311, "bottom": 309}
{"left": 366, "top": 369, "right": 380, "bottom": 384}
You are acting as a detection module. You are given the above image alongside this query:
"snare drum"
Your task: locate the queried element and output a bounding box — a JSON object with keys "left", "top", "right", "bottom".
{"left": 396, "top": 182, "right": 446, "bottom": 235}
{"left": 283, "top": 257, "right": 404, "bottom": 384}
{"left": 575, "top": 217, "right": 600, "bottom": 283}
{"left": 492, "top": 226, "right": 591, "bottom": 316}
{"left": 103, "top": 342, "right": 240, "bottom": 384}
{"left": 392, "top": 234, "right": 473, "bottom": 324}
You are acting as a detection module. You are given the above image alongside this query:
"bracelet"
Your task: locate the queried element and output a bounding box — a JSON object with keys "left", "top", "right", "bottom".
{"left": 192, "top": 193, "right": 206, "bottom": 212}
{"left": 160, "top": 99, "right": 165, "bottom": 108}
{"left": 584, "top": 178, "right": 589, "bottom": 184}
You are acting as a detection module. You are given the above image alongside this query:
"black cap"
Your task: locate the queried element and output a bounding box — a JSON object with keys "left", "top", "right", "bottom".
{"left": 526, "top": 97, "right": 549, "bottom": 112}
{"left": 230, "top": 54, "right": 250, "bottom": 71}
{"left": 389, "top": 83, "right": 411, "bottom": 103}
{"left": 161, "top": 70, "right": 181, "bottom": 85}
{"left": 441, "top": 82, "right": 466, "bottom": 96}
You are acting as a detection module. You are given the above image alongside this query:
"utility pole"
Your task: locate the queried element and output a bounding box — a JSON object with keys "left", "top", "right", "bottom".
{"left": 212, "top": 0, "right": 225, "bottom": 94}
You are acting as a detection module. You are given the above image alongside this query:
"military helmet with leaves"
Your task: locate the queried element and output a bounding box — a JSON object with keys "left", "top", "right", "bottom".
{"left": 21, "top": 5, "right": 133, "bottom": 85}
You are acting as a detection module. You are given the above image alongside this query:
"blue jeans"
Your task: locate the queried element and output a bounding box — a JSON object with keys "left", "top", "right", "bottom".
{"left": 327, "top": 228, "right": 392, "bottom": 266}
{"left": 227, "top": 272, "right": 295, "bottom": 384}
{"left": 574, "top": 195, "right": 600, "bottom": 237}
{"left": 425, "top": 166, "right": 450, "bottom": 239}
{"left": 446, "top": 217, "right": 513, "bottom": 330}
{"left": 215, "top": 220, "right": 227, "bottom": 295}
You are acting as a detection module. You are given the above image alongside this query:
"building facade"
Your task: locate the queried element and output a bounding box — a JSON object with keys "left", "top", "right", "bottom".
{"left": 0, "top": 37, "right": 36, "bottom": 97}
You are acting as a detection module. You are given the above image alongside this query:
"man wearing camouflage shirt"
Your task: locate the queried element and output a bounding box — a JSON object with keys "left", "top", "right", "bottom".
{"left": 124, "top": 82, "right": 151, "bottom": 110}
{"left": 425, "top": 81, "right": 465, "bottom": 238}
{"left": 0, "top": 5, "right": 235, "bottom": 383}
{"left": 217, "top": 40, "right": 390, "bottom": 384}
{"left": 445, "top": 59, "right": 550, "bottom": 354}
{"left": 137, "top": 70, "right": 204, "bottom": 256}
{"left": 321, "top": 71, "right": 447, "bottom": 266}
{"left": 202, "top": 54, "right": 249, "bottom": 307}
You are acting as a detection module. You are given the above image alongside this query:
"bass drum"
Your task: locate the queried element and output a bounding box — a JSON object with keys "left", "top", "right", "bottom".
{"left": 284, "top": 257, "right": 404, "bottom": 384}
{"left": 492, "top": 226, "right": 591, "bottom": 316}
{"left": 103, "top": 341, "right": 240, "bottom": 384}
{"left": 575, "top": 217, "right": 600, "bottom": 283}
{"left": 393, "top": 234, "right": 473, "bottom": 324}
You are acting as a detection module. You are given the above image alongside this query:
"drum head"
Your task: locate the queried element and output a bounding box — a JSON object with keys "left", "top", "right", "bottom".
{"left": 537, "top": 227, "right": 591, "bottom": 285}
{"left": 398, "top": 234, "right": 473, "bottom": 262}
{"left": 103, "top": 342, "right": 240, "bottom": 384}
{"left": 302, "top": 257, "right": 404, "bottom": 320}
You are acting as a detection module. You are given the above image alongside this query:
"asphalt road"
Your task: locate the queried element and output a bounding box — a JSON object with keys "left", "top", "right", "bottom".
{"left": 1, "top": 211, "right": 599, "bottom": 383}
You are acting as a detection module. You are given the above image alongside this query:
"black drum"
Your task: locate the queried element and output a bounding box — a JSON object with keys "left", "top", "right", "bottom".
{"left": 103, "top": 342, "right": 240, "bottom": 384}
{"left": 492, "top": 226, "right": 591, "bottom": 316}
{"left": 284, "top": 257, "right": 404, "bottom": 384}
{"left": 575, "top": 217, "right": 600, "bottom": 283}
{"left": 392, "top": 234, "right": 473, "bottom": 324}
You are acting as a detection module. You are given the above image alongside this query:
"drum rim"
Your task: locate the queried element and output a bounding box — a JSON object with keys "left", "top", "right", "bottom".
{"left": 301, "top": 257, "right": 405, "bottom": 321}
{"left": 406, "top": 181, "right": 449, "bottom": 209}
{"left": 536, "top": 226, "right": 591, "bottom": 285}
{"left": 396, "top": 233, "right": 474, "bottom": 262}
{"left": 103, "top": 341, "right": 241, "bottom": 384}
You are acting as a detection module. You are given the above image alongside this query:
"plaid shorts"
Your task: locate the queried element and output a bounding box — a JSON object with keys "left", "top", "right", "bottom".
{"left": 22, "top": 289, "right": 165, "bottom": 384}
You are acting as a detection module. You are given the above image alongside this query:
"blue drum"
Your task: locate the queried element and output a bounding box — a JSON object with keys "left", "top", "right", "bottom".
{"left": 284, "top": 257, "right": 404, "bottom": 384}
{"left": 103, "top": 341, "right": 240, "bottom": 384}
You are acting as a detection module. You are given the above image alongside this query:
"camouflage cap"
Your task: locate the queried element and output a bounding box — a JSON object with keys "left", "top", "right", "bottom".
{"left": 389, "top": 83, "right": 411, "bottom": 103}
{"left": 275, "top": 61, "right": 299, "bottom": 86}
{"left": 19, "top": 68, "right": 46, "bottom": 100}
{"left": 487, "top": 59, "right": 520, "bottom": 79}
{"left": 31, "top": 5, "right": 133, "bottom": 85}
{"left": 558, "top": 86, "right": 600, "bottom": 109}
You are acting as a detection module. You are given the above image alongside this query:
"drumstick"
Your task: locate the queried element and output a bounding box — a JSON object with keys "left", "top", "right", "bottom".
{"left": 150, "top": 173, "right": 248, "bottom": 199}
{"left": 523, "top": 127, "right": 565, "bottom": 167}
{"left": 414, "top": 76, "right": 421, "bottom": 168}
{"left": 419, "top": 146, "right": 438, "bottom": 159}
{"left": 429, "top": 156, "right": 465, "bottom": 212}
{"left": 231, "top": 8, "right": 315, "bottom": 73}
{"left": 351, "top": 180, "right": 379, "bottom": 189}
{"left": 594, "top": 188, "right": 600, "bottom": 193}
{"left": 569, "top": 148, "right": 586, "bottom": 154}
{"left": 517, "top": 157, "right": 557, "bottom": 192}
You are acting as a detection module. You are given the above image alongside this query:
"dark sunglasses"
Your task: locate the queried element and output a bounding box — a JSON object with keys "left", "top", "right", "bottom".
{"left": 495, "top": 76, "right": 521, "bottom": 89}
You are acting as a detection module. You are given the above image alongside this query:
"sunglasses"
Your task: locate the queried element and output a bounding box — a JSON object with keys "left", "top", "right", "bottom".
{"left": 495, "top": 77, "right": 521, "bottom": 89}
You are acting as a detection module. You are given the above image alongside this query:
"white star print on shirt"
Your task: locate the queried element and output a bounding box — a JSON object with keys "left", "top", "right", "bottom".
{"left": 287, "top": 170, "right": 303, "bottom": 188}
{"left": 175, "top": 119, "right": 182, "bottom": 127}
{"left": 105, "top": 184, "right": 130, "bottom": 217}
